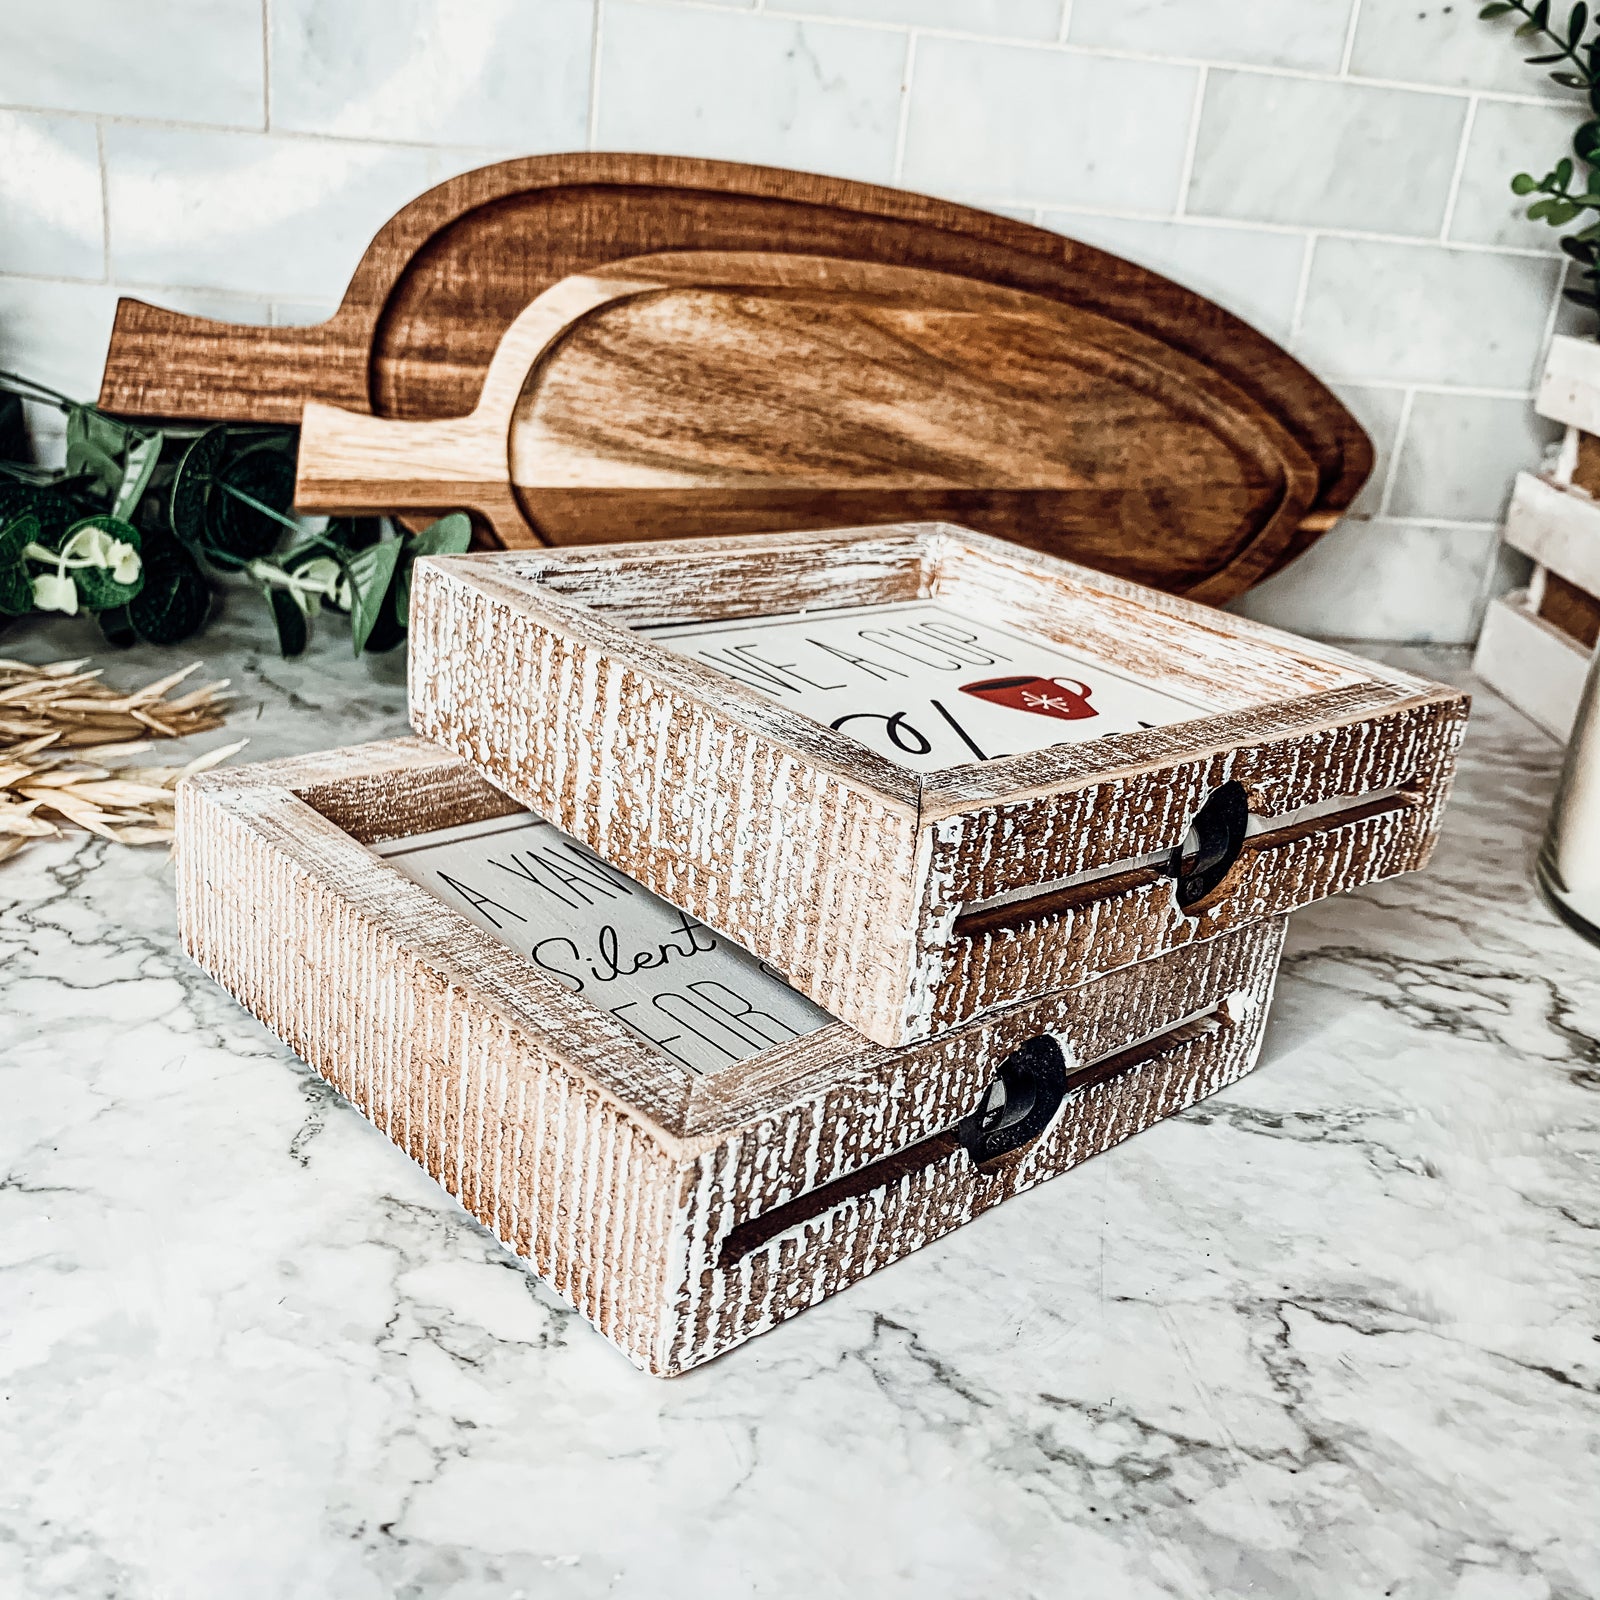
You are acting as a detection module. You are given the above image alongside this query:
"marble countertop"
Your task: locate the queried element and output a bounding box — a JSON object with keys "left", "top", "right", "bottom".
{"left": 3, "top": 613, "right": 1597, "bottom": 1600}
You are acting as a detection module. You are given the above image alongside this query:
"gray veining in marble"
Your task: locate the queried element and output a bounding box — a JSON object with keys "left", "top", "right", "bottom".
{"left": 2, "top": 609, "right": 1598, "bottom": 1600}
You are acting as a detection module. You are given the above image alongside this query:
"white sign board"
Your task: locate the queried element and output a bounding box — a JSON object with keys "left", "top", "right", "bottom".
{"left": 374, "top": 813, "right": 832, "bottom": 1076}
{"left": 648, "top": 599, "right": 1215, "bottom": 772}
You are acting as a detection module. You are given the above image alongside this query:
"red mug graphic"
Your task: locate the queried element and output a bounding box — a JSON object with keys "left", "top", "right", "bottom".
{"left": 959, "top": 674, "right": 1098, "bottom": 721}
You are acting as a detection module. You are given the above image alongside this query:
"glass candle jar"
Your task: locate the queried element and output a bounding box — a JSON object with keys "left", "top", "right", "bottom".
{"left": 1538, "top": 641, "right": 1600, "bottom": 944}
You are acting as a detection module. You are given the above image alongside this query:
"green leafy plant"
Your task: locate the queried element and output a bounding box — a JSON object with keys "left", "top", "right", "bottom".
{"left": 1482, "top": 1, "right": 1600, "bottom": 330}
{"left": 0, "top": 371, "right": 471, "bottom": 654}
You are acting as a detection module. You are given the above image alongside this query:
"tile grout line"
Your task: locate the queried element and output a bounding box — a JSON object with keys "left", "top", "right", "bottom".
{"left": 1339, "top": 0, "right": 1362, "bottom": 77}
{"left": 1286, "top": 232, "right": 1317, "bottom": 344}
{"left": 596, "top": 0, "right": 1577, "bottom": 106}
{"left": 261, "top": 0, "right": 272, "bottom": 132}
{"left": 1436, "top": 94, "right": 1478, "bottom": 243}
{"left": 891, "top": 31, "right": 917, "bottom": 184}
{"left": 1056, "top": 0, "right": 1072, "bottom": 45}
{"left": 587, "top": 0, "right": 605, "bottom": 150}
{"left": 94, "top": 119, "right": 110, "bottom": 284}
{"left": 1173, "top": 63, "right": 1207, "bottom": 218}
{"left": 1375, "top": 387, "right": 1416, "bottom": 518}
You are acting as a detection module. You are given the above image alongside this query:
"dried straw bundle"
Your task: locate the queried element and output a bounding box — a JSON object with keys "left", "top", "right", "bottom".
{"left": 0, "top": 657, "right": 243, "bottom": 865}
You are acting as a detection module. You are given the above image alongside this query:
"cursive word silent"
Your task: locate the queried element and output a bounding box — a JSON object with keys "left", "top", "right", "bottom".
{"left": 529, "top": 909, "right": 718, "bottom": 994}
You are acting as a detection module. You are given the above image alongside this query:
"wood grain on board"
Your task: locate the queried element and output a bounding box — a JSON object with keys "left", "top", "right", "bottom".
{"left": 295, "top": 252, "right": 1325, "bottom": 600}
{"left": 176, "top": 736, "right": 1285, "bottom": 1374}
{"left": 97, "top": 154, "right": 1369, "bottom": 593}
{"left": 407, "top": 524, "right": 1469, "bottom": 1047}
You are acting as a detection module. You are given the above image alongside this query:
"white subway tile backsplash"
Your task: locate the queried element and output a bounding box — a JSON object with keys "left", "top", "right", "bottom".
{"left": 0, "top": 0, "right": 263, "bottom": 127}
{"left": 1067, "top": 0, "right": 1355, "bottom": 73}
{"left": 1329, "top": 383, "right": 1407, "bottom": 519}
{"left": 1187, "top": 72, "right": 1467, "bottom": 238}
{"left": 787, "top": 0, "right": 1063, "bottom": 38}
{"left": 1447, "top": 99, "right": 1578, "bottom": 252}
{"left": 596, "top": 4, "right": 905, "bottom": 184}
{"left": 1229, "top": 520, "right": 1501, "bottom": 644}
{"left": 1294, "top": 238, "right": 1560, "bottom": 388}
{"left": 1040, "top": 212, "right": 1306, "bottom": 343}
{"left": 902, "top": 38, "right": 1197, "bottom": 208}
{"left": 0, "top": 277, "right": 120, "bottom": 404}
{"left": 1387, "top": 392, "right": 1559, "bottom": 522}
{"left": 0, "top": 110, "right": 103, "bottom": 279}
{"left": 103, "top": 125, "right": 434, "bottom": 300}
{"left": 0, "top": 0, "right": 1572, "bottom": 646}
{"left": 270, "top": 0, "right": 593, "bottom": 150}
{"left": 1348, "top": 4, "right": 1563, "bottom": 95}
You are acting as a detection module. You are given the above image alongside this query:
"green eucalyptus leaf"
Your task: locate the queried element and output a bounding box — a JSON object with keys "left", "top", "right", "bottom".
{"left": 344, "top": 536, "right": 403, "bottom": 655}
{"left": 1526, "top": 48, "right": 1569, "bottom": 59}
{"left": 1528, "top": 196, "right": 1557, "bottom": 218}
{"left": 64, "top": 406, "right": 132, "bottom": 498}
{"left": 391, "top": 510, "right": 472, "bottom": 629}
{"left": 1572, "top": 1, "right": 1589, "bottom": 41}
{"left": 170, "top": 423, "right": 230, "bottom": 550}
{"left": 112, "top": 428, "right": 163, "bottom": 520}
{"left": 407, "top": 511, "right": 473, "bottom": 560}
{"left": 1557, "top": 155, "right": 1577, "bottom": 186}
{"left": 267, "top": 584, "right": 309, "bottom": 657}
{"left": 0, "top": 513, "right": 38, "bottom": 616}
{"left": 1512, "top": 171, "right": 1540, "bottom": 193}
{"left": 209, "top": 444, "right": 297, "bottom": 562}
{"left": 1480, "top": 1, "right": 1516, "bottom": 14}
{"left": 1565, "top": 287, "right": 1600, "bottom": 307}
{"left": 0, "top": 479, "right": 83, "bottom": 548}
{"left": 1551, "top": 198, "right": 1582, "bottom": 222}
{"left": 1553, "top": 68, "right": 1590, "bottom": 83}
{"left": 127, "top": 531, "right": 210, "bottom": 646}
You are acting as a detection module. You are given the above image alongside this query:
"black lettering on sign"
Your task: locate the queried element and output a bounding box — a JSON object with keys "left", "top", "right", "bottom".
{"left": 608, "top": 1000, "right": 691, "bottom": 1069}
{"left": 904, "top": 619, "right": 1011, "bottom": 666}
{"left": 694, "top": 643, "right": 844, "bottom": 696}
{"left": 490, "top": 844, "right": 633, "bottom": 909}
{"left": 589, "top": 911, "right": 718, "bottom": 983}
{"left": 435, "top": 872, "right": 525, "bottom": 931}
{"left": 803, "top": 636, "right": 909, "bottom": 683}
{"left": 529, "top": 936, "right": 585, "bottom": 993}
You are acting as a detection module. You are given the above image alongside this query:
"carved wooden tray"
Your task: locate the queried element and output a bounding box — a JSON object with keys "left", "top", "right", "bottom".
{"left": 97, "top": 154, "right": 1370, "bottom": 598}
{"left": 295, "top": 251, "right": 1327, "bottom": 599}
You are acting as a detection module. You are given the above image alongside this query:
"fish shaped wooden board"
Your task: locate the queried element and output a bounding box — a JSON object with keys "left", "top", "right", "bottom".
{"left": 96, "top": 154, "right": 1369, "bottom": 598}
{"left": 295, "top": 251, "right": 1329, "bottom": 602}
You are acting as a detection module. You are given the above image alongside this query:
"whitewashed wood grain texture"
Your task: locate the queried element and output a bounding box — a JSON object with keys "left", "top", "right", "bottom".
{"left": 1472, "top": 589, "right": 1587, "bottom": 743}
{"left": 1503, "top": 469, "right": 1600, "bottom": 596}
{"left": 175, "top": 739, "right": 1284, "bottom": 1376}
{"left": 408, "top": 523, "right": 1468, "bottom": 1045}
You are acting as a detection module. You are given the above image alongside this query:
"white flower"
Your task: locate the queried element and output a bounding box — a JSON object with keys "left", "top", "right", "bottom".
{"left": 107, "top": 539, "right": 141, "bottom": 586}
{"left": 297, "top": 556, "right": 351, "bottom": 611}
{"left": 32, "top": 572, "right": 78, "bottom": 615}
{"left": 68, "top": 525, "right": 142, "bottom": 587}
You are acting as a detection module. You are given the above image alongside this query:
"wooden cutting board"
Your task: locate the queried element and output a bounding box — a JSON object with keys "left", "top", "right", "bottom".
{"left": 96, "top": 153, "right": 1369, "bottom": 595}
{"left": 295, "top": 251, "right": 1322, "bottom": 600}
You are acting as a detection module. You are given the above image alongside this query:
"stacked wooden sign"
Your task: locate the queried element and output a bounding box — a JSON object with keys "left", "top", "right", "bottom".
{"left": 175, "top": 525, "right": 1468, "bottom": 1374}
{"left": 1476, "top": 334, "right": 1600, "bottom": 740}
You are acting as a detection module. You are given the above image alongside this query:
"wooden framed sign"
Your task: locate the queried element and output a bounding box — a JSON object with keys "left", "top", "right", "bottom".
{"left": 176, "top": 738, "right": 1284, "bottom": 1375}
{"left": 408, "top": 524, "right": 1469, "bottom": 1047}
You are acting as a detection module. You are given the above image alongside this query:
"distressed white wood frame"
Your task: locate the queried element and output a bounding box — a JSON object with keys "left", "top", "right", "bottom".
{"left": 408, "top": 524, "right": 1467, "bottom": 1046}
{"left": 176, "top": 738, "right": 1284, "bottom": 1376}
